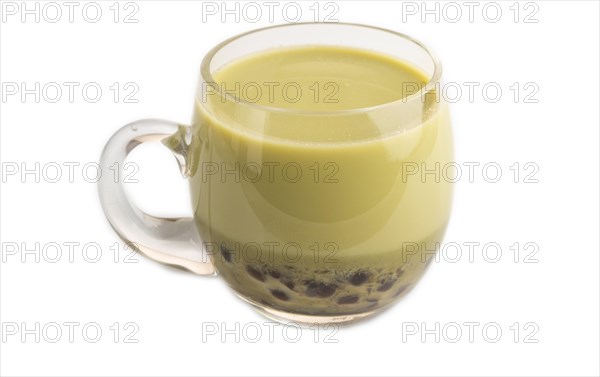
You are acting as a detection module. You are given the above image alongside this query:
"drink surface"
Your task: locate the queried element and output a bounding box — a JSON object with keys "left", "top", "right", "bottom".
{"left": 189, "top": 46, "right": 453, "bottom": 316}
{"left": 209, "top": 45, "right": 427, "bottom": 110}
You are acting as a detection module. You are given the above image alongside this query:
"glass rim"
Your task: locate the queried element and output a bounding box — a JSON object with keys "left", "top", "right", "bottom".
{"left": 200, "top": 22, "right": 442, "bottom": 116}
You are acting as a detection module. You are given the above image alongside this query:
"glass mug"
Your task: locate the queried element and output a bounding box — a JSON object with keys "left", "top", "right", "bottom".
{"left": 99, "top": 23, "right": 453, "bottom": 324}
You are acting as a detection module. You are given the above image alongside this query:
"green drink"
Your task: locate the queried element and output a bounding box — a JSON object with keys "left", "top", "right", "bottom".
{"left": 190, "top": 45, "right": 453, "bottom": 316}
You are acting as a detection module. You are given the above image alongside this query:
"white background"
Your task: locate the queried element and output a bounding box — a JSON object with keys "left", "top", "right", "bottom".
{"left": 1, "top": 1, "right": 599, "bottom": 376}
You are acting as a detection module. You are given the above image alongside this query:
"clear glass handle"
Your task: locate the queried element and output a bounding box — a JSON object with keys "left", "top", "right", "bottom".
{"left": 98, "top": 119, "right": 215, "bottom": 275}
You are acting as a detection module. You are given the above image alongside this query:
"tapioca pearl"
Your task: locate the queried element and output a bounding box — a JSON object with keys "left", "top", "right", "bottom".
{"left": 395, "top": 267, "right": 405, "bottom": 277}
{"left": 270, "top": 289, "right": 290, "bottom": 301}
{"left": 304, "top": 281, "right": 338, "bottom": 298}
{"left": 377, "top": 277, "right": 397, "bottom": 292}
{"left": 220, "top": 244, "right": 233, "bottom": 263}
{"left": 267, "top": 268, "right": 281, "bottom": 279}
{"left": 337, "top": 295, "right": 359, "bottom": 304}
{"left": 281, "top": 279, "right": 295, "bottom": 290}
{"left": 348, "top": 271, "right": 370, "bottom": 286}
{"left": 246, "top": 265, "right": 265, "bottom": 282}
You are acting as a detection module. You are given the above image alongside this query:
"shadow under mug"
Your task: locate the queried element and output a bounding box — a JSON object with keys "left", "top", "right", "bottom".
{"left": 99, "top": 23, "right": 453, "bottom": 325}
